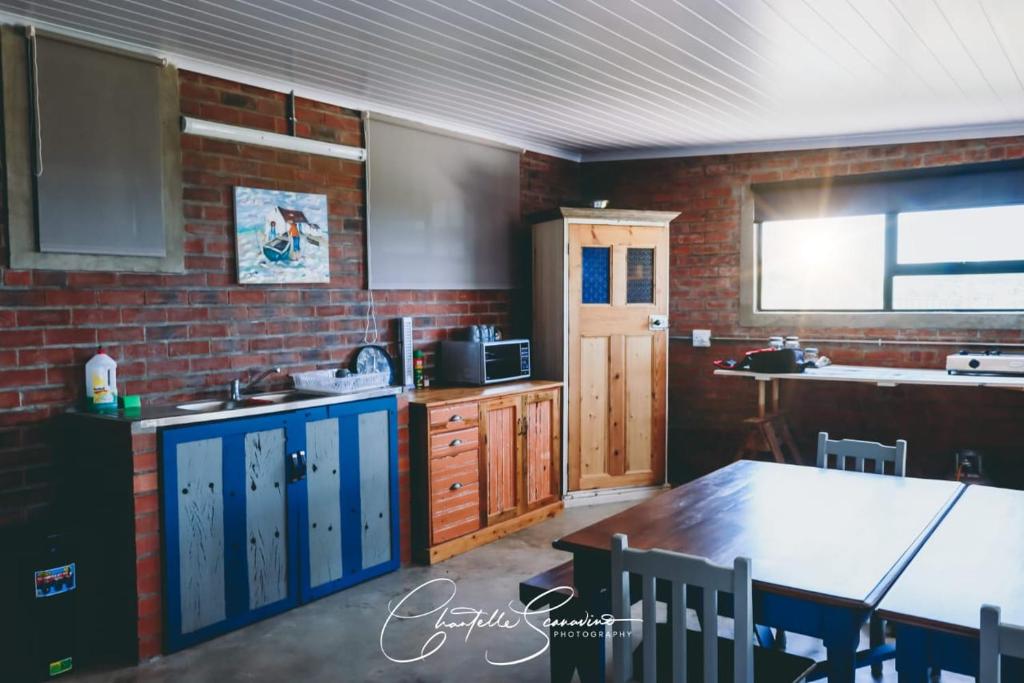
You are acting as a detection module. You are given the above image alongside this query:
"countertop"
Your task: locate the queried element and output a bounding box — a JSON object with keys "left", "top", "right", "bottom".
{"left": 65, "top": 385, "right": 405, "bottom": 432}
{"left": 408, "top": 380, "right": 562, "bottom": 406}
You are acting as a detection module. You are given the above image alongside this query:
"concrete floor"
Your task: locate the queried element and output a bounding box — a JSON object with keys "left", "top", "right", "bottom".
{"left": 77, "top": 502, "right": 968, "bottom": 683}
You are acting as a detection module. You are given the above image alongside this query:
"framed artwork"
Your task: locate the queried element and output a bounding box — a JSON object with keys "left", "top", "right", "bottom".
{"left": 234, "top": 186, "right": 329, "bottom": 284}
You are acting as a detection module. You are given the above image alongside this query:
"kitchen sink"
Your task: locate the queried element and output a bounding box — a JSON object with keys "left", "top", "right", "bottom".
{"left": 176, "top": 390, "right": 326, "bottom": 412}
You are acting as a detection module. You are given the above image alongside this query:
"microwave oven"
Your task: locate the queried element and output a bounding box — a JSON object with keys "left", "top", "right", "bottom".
{"left": 439, "top": 339, "right": 531, "bottom": 385}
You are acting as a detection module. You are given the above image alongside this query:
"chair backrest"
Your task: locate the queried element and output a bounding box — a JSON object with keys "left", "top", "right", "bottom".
{"left": 611, "top": 533, "right": 753, "bottom": 683}
{"left": 980, "top": 604, "right": 1024, "bottom": 683}
{"left": 816, "top": 431, "right": 907, "bottom": 477}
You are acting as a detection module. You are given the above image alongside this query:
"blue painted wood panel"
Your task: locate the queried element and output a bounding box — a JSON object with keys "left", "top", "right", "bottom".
{"left": 358, "top": 410, "right": 391, "bottom": 569}
{"left": 174, "top": 437, "right": 225, "bottom": 634}
{"left": 244, "top": 428, "right": 288, "bottom": 610}
{"left": 305, "top": 417, "right": 343, "bottom": 588}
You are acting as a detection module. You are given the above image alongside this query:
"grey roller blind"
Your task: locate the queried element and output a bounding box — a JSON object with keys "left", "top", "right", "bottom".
{"left": 35, "top": 35, "right": 166, "bottom": 257}
{"left": 754, "top": 160, "right": 1024, "bottom": 222}
{"left": 366, "top": 115, "right": 521, "bottom": 289}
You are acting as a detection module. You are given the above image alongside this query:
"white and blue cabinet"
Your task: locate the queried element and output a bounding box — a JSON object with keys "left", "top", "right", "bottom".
{"left": 161, "top": 396, "right": 399, "bottom": 651}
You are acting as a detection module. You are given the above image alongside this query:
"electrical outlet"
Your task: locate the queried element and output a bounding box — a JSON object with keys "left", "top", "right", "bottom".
{"left": 693, "top": 329, "right": 711, "bottom": 347}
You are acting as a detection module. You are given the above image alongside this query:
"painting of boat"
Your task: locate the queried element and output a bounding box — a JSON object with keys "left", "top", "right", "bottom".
{"left": 234, "top": 187, "right": 330, "bottom": 284}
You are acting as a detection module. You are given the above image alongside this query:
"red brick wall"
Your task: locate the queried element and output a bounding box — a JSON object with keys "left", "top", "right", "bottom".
{"left": 0, "top": 72, "right": 580, "bottom": 528}
{"left": 583, "top": 138, "right": 1024, "bottom": 484}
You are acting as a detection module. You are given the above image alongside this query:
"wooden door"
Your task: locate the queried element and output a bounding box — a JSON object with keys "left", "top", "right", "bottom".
{"left": 569, "top": 223, "right": 668, "bottom": 491}
{"left": 303, "top": 397, "right": 400, "bottom": 601}
{"left": 161, "top": 412, "right": 301, "bottom": 652}
{"left": 523, "top": 389, "right": 561, "bottom": 509}
{"left": 480, "top": 396, "right": 521, "bottom": 524}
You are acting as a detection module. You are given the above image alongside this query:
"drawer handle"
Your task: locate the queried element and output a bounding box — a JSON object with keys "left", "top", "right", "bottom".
{"left": 449, "top": 438, "right": 463, "bottom": 448}
{"left": 450, "top": 482, "right": 463, "bottom": 491}
{"left": 449, "top": 414, "right": 464, "bottom": 423}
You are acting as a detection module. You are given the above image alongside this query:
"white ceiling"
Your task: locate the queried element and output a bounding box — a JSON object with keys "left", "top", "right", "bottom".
{"left": 1, "top": 0, "right": 1023, "bottom": 161}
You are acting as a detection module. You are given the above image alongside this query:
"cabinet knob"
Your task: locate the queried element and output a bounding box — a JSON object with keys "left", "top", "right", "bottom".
{"left": 449, "top": 415, "right": 464, "bottom": 423}
{"left": 449, "top": 438, "right": 463, "bottom": 447}
{"left": 450, "top": 482, "right": 463, "bottom": 491}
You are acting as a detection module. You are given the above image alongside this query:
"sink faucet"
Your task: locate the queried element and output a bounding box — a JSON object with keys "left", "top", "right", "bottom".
{"left": 229, "top": 367, "right": 282, "bottom": 401}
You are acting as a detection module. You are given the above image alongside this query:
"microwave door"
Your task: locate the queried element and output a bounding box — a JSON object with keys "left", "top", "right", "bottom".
{"left": 483, "top": 345, "right": 523, "bottom": 382}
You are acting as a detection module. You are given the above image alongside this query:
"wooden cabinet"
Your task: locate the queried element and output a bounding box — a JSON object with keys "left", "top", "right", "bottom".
{"left": 411, "top": 381, "right": 563, "bottom": 564}
{"left": 533, "top": 208, "right": 678, "bottom": 496}
{"left": 161, "top": 396, "right": 398, "bottom": 651}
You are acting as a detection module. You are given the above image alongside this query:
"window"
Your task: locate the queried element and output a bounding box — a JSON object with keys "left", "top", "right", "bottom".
{"left": 759, "top": 204, "right": 1024, "bottom": 312}
{"left": 749, "top": 162, "right": 1024, "bottom": 322}
{"left": 2, "top": 27, "right": 183, "bottom": 272}
{"left": 581, "top": 247, "right": 610, "bottom": 304}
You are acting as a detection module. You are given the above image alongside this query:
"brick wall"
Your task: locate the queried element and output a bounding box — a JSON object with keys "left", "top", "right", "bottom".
{"left": 0, "top": 71, "right": 580, "bottom": 528}
{"left": 584, "top": 138, "right": 1024, "bottom": 484}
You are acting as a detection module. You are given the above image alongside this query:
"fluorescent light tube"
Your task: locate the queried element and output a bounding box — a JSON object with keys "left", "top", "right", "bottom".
{"left": 180, "top": 116, "right": 366, "bottom": 162}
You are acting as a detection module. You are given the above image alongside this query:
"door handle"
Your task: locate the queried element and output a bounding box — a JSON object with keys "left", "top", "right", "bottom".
{"left": 287, "top": 450, "right": 307, "bottom": 483}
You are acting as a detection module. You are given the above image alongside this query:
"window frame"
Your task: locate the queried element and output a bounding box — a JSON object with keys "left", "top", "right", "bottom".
{"left": 738, "top": 185, "right": 1024, "bottom": 330}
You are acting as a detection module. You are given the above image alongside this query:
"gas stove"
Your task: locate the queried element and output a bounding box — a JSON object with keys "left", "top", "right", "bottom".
{"left": 946, "top": 350, "right": 1024, "bottom": 376}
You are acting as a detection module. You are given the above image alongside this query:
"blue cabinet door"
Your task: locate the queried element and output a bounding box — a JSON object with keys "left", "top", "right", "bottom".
{"left": 161, "top": 397, "right": 398, "bottom": 650}
{"left": 300, "top": 396, "right": 399, "bottom": 601}
{"left": 162, "top": 409, "right": 321, "bottom": 652}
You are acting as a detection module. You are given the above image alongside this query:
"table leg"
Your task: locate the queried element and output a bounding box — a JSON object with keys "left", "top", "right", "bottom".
{"left": 758, "top": 379, "right": 767, "bottom": 419}
{"left": 822, "top": 612, "right": 862, "bottom": 683}
{"left": 894, "top": 624, "right": 930, "bottom": 683}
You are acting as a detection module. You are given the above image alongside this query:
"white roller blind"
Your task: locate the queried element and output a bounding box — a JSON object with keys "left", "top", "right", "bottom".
{"left": 366, "top": 115, "right": 521, "bottom": 289}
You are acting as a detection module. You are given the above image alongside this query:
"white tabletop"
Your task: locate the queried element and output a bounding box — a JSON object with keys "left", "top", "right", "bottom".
{"left": 714, "top": 364, "right": 1024, "bottom": 391}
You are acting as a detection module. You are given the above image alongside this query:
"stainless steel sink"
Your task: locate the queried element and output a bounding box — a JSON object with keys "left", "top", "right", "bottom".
{"left": 177, "top": 390, "right": 326, "bottom": 412}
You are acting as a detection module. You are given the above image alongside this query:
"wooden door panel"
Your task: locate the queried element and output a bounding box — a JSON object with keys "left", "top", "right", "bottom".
{"left": 524, "top": 390, "right": 560, "bottom": 507}
{"left": 625, "top": 335, "right": 653, "bottom": 475}
{"left": 569, "top": 222, "right": 668, "bottom": 491}
{"left": 305, "top": 417, "right": 343, "bottom": 589}
{"left": 174, "top": 437, "right": 226, "bottom": 634}
{"left": 242, "top": 428, "right": 288, "bottom": 611}
{"left": 579, "top": 336, "right": 609, "bottom": 486}
{"left": 482, "top": 399, "right": 519, "bottom": 522}
{"left": 357, "top": 410, "right": 392, "bottom": 569}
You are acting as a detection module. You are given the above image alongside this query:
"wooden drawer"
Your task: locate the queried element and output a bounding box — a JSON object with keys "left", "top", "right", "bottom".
{"left": 430, "top": 449, "right": 480, "bottom": 492}
{"left": 429, "top": 403, "right": 478, "bottom": 432}
{"left": 430, "top": 450, "right": 481, "bottom": 544}
{"left": 429, "top": 427, "right": 479, "bottom": 458}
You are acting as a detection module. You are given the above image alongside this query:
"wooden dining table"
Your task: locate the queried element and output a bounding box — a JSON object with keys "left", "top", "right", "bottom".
{"left": 553, "top": 460, "right": 965, "bottom": 683}
{"left": 877, "top": 484, "right": 1024, "bottom": 682}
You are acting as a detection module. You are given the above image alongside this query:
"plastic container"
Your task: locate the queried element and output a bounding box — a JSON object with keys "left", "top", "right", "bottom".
{"left": 291, "top": 369, "right": 390, "bottom": 394}
{"left": 84, "top": 348, "right": 117, "bottom": 411}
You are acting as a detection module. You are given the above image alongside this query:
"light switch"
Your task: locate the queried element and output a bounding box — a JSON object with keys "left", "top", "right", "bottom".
{"left": 693, "top": 329, "right": 711, "bottom": 347}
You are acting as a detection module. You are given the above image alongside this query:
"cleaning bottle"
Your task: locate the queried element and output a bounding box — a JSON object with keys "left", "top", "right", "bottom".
{"left": 85, "top": 347, "right": 117, "bottom": 411}
{"left": 413, "top": 349, "right": 425, "bottom": 389}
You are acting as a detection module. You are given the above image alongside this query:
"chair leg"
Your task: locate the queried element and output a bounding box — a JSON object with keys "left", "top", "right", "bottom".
{"left": 869, "top": 615, "right": 885, "bottom": 678}
{"left": 774, "top": 628, "right": 788, "bottom": 650}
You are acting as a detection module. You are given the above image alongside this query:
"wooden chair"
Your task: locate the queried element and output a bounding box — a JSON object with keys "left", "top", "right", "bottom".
{"left": 610, "top": 533, "right": 815, "bottom": 683}
{"left": 816, "top": 431, "right": 906, "bottom": 676}
{"left": 816, "top": 431, "right": 907, "bottom": 476}
{"left": 980, "top": 604, "right": 1024, "bottom": 682}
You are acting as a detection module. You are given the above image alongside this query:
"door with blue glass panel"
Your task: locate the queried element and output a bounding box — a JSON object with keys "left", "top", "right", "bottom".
{"left": 569, "top": 223, "right": 669, "bottom": 492}
{"left": 161, "top": 410, "right": 311, "bottom": 652}
{"left": 300, "top": 396, "right": 399, "bottom": 601}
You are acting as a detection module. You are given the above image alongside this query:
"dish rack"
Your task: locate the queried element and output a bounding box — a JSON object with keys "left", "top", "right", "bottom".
{"left": 291, "top": 369, "right": 391, "bottom": 394}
